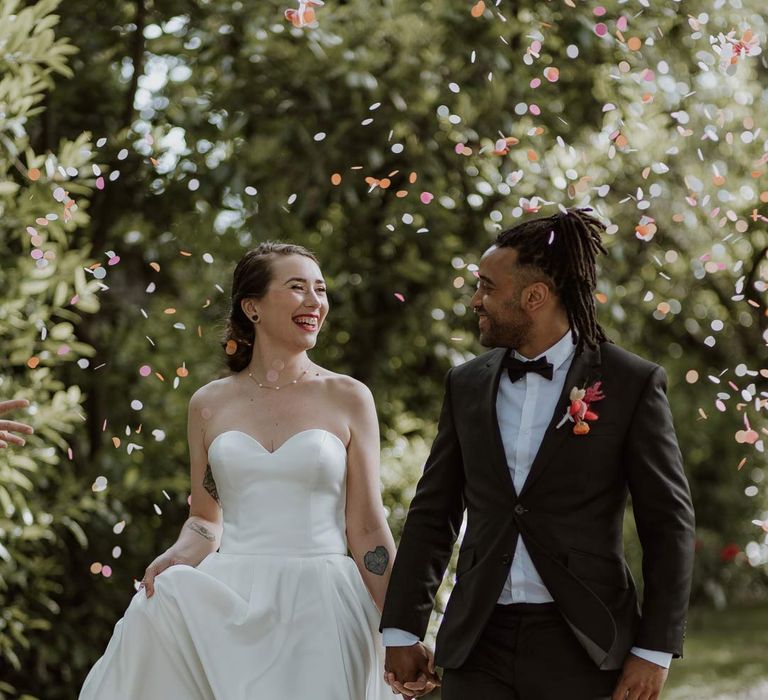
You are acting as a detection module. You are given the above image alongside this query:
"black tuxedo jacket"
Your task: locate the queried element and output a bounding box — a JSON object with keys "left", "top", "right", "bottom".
{"left": 380, "top": 342, "right": 696, "bottom": 671}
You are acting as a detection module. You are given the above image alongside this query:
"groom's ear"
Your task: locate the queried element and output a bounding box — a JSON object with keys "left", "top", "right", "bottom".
{"left": 522, "top": 281, "right": 551, "bottom": 312}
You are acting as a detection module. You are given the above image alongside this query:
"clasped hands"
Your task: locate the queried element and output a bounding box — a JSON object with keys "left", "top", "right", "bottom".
{"left": 384, "top": 643, "right": 441, "bottom": 698}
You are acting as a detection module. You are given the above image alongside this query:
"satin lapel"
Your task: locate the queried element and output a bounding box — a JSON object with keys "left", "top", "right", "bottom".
{"left": 519, "top": 344, "right": 602, "bottom": 498}
{"left": 480, "top": 348, "right": 518, "bottom": 498}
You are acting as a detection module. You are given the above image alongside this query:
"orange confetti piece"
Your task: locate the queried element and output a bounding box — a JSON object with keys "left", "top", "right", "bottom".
{"left": 379, "top": 178, "right": 391, "bottom": 189}
{"left": 395, "top": 190, "right": 408, "bottom": 198}
{"left": 595, "top": 293, "right": 608, "bottom": 304}
{"left": 150, "top": 158, "right": 159, "bottom": 167}
{"left": 627, "top": 37, "right": 642, "bottom": 51}
{"left": 408, "top": 172, "right": 418, "bottom": 184}
{"left": 27, "top": 168, "right": 41, "bottom": 181}
{"left": 164, "top": 308, "right": 177, "bottom": 315}
{"left": 180, "top": 251, "right": 192, "bottom": 257}
{"left": 112, "top": 437, "right": 121, "bottom": 448}
{"left": 527, "top": 150, "right": 539, "bottom": 162}
{"left": 331, "top": 173, "right": 342, "bottom": 185}
{"left": 737, "top": 458, "right": 747, "bottom": 471}
{"left": 177, "top": 366, "right": 189, "bottom": 378}
{"left": 150, "top": 262, "right": 161, "bottom": 272}
{"left": 225, "top": 339, "right": 238, "bottom": 356}
{"left": 471, "top": 0, "right": 485, "bottom": 17}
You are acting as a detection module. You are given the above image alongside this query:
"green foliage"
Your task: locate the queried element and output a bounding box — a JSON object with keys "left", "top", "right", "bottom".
{"left": 0, "top": 0, "right": 766, "bottom": 696}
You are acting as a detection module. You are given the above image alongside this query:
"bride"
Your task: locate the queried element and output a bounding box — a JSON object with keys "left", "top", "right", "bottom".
{"left": 80, "top": 242, "right": 396, "bottom": 699}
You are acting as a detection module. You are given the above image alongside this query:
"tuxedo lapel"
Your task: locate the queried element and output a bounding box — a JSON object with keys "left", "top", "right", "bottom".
{"left": 519, "top": 344, "right": 602, "bottom": 497}
{"left": 479, "top": 349, "right": 518, "bottom": 498}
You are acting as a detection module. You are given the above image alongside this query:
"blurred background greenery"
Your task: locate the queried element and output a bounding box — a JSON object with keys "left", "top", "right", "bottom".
{"left": 1, "top": 0, "right": 766, "bottom": 697}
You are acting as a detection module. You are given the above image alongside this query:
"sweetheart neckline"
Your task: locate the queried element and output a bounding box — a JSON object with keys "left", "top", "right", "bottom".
{"left": 207, "top": 428, "right": 347, "bottom": 456}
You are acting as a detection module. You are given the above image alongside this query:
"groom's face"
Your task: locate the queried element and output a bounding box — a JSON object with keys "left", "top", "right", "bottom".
{"left": 471, "top": 246, "right": 534, "bottom": 348}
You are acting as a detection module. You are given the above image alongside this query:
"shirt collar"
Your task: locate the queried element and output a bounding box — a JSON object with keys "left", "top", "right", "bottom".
{"left": 512, "top": 329, "right": 576, "bottom": 372}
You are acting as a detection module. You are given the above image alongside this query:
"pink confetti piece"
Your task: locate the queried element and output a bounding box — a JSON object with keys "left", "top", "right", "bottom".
{"left": 594, "top": 23, "right": 608, "bottom": 37}
{"left": 394, "top": 293, "right": 405, "bottom": 302}
{"left": 617, "top": 16, "right": 628, "bottom": 31}
{"left": 420, "top": 192, "right": 434, "bottom": 204}
{"left": 96, "top": 176, "right": 105, "bottom": 190}
{"left": 139, "top": 365, "right": 152, "bottom": 377}
{"left": 593, "top": 6, "right": 606, "bottom": 16}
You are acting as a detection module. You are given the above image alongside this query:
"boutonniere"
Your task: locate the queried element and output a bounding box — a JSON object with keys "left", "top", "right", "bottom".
{"left": 556, "top": 381, "right": 605, "bottom": 435}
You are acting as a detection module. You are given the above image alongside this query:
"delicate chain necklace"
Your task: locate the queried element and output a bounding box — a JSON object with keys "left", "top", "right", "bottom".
{"left": 247, "top": 366, "right": 310, "bottom": 391}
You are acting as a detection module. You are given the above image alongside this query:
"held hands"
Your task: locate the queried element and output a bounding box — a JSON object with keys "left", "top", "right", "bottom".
{"left": 384, "top": 643, "right": 441, "bottom": 698}
{"left": 0, "top": 399, "right": 34, "bottom": 448}
{"left": 612, "top": 654, "right": 669, "bottom": 700}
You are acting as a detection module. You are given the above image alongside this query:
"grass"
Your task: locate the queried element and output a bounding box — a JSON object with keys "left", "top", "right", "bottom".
{"left": 664, "top": 603, "right": 768, "bottom": 699}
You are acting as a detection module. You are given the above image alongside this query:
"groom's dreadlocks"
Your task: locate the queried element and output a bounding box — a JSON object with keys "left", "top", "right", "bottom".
{"left": 495, "top": 207, "right": 610, "bottom": 355}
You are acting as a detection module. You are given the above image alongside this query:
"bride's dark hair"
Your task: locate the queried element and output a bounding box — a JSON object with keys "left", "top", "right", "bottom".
{"left": 222, "top": 241, "right": 319, "bottom": 372}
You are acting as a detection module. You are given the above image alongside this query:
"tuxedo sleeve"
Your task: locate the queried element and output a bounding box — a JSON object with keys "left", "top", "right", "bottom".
{"left": 625, "top": 365, "right": 695, "bottom": 656}
{"left": 379, "top": 368, "right": 465, "bottom": 639}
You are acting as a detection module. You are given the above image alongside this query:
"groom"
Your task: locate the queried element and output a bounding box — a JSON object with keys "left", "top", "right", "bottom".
{"left": 381, "top": 209, "right": 696, "bottom": 699}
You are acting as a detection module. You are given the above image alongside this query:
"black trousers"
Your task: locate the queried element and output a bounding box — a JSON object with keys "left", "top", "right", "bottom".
{"left": 441, "top": 603, "right": 621, "bottom": 700}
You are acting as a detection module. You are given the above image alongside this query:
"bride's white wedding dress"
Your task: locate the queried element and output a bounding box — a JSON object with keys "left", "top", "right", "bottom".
{"left": 79, "top": 429, "right": 389, "bottom": 699}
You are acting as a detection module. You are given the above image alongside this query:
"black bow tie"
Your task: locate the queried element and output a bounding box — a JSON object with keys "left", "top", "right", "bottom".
{"left": 502, "top": 354, "right": 554, "bottom": 383}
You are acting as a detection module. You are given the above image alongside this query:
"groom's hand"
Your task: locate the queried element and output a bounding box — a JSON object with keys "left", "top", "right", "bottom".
{"left": 612, "top": 654, "right": 668, "bottom": 700}
{"left": 385, "top": 643, "right": 440, "bottom": 698}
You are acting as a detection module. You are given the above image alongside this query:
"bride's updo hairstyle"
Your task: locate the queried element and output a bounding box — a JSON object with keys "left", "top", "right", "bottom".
{"left": 222, "top": 241, "right": 319, "bottom": 372}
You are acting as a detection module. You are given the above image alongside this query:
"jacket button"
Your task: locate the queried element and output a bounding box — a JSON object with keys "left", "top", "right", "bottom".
{"left": 514, "top": 504, "right": 527, "bottom": 516}
{"left": 501, "top": 554, "right": 512, "bottom": 565}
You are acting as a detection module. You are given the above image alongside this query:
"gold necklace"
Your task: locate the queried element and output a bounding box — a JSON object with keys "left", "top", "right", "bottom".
{"left": 247, "top": 366, "right": 309, "bottom": 390}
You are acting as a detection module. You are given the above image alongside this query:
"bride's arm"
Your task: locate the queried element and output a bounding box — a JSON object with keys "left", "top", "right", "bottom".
{"left": 141, "top": 387, "right": 223, "bottom": 597}
{"left": 343, "top": 381, "right": 396, "bottom": 612}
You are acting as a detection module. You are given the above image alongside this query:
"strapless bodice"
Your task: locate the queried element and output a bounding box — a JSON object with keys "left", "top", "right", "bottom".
{"left": 207, "top": 429, "right": 348, "bottom": 556}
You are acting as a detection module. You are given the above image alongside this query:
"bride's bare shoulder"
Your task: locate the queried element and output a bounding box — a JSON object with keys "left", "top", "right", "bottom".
{"left": 315, "top": 370, "right": 373, "bottom": 405}
{"left": 190, "top": 375, "right": 240, "bottom": 407}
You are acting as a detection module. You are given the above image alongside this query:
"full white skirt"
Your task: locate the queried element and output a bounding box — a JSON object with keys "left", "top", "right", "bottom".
{"left": 79, "top": 552, "right": 389, "bottom": 700}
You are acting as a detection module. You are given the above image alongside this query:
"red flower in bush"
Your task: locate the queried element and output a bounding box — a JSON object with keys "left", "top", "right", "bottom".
{"left": 719, "top": 544, "right": 740, "bottom": 562}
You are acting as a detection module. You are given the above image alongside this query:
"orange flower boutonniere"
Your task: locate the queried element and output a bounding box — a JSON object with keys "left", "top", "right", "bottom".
{"left": 556, "top": 381, "right": 605, "bottom": 435}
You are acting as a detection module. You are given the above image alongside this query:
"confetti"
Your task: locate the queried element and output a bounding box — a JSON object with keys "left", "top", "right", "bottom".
{"left": 284, "top": 0, "right": 324, "bottom": 28}
{"left": 470, "top": 1, "right": 485, "bottom": 18}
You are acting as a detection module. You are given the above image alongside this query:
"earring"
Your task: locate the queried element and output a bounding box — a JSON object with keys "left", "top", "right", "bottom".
{"left": 251, "top": 313, "right": 260, "bottom": 324}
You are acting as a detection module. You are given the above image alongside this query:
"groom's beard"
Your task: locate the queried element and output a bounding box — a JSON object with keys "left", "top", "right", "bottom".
{"left": 478, "top": 303, "right": 533, "bottom": 349}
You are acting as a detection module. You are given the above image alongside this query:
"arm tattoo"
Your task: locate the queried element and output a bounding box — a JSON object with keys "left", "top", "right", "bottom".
{"left": 203, "top": 463, "right": 220, "bottom": 505}
{"left": 363, "top": 545, "right": 389, "bottom": 576}
{"left": 186, "top": 521, "right": 215, "bottom": 542}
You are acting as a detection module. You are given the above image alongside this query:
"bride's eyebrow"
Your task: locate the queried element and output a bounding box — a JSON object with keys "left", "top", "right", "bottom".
{"left": 283, "top": 277, "right": 326, "bottom": 285}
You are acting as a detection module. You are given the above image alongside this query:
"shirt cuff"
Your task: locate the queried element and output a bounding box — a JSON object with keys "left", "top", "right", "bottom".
{"left": 382, "top": 628, "right": 420, "bottom": 647}
{"left": 630, "top": 647, "right": 673, "bottom": 668}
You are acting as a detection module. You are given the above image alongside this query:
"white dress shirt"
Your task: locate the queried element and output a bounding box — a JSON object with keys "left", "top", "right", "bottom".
{"left": 383, "top": 331, "right": 672, "bottom": 668}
